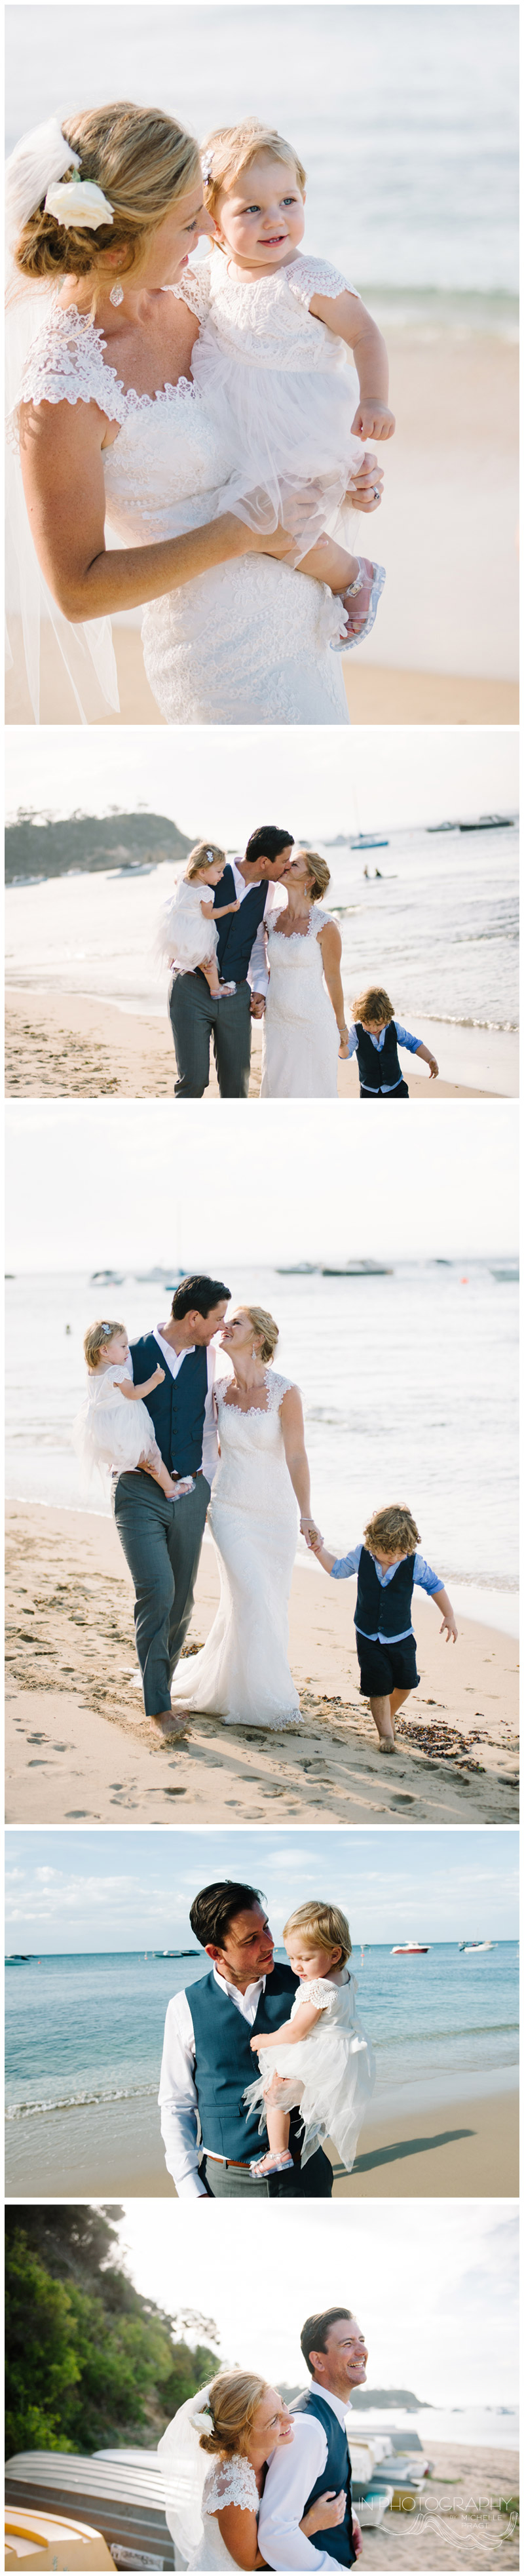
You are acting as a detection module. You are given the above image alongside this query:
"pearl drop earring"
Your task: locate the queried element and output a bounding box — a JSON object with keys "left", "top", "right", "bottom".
{"left": 109, "top": 279, "right": 124, "bottom": 305}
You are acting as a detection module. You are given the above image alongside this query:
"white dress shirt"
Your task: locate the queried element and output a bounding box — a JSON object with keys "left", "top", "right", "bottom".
{"left": 228, "top": 857, "right": 287, "bottom": 996}
{"left": 159, "top": 1965, "right": 268, "bottom": 2198}
{"left": 259, "top": 2387, "right": 353, "bottom": 2573}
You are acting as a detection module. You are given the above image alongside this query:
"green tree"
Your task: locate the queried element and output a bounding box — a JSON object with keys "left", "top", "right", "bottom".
{"left": 5, "top": 2212, "right": 221, "bottom": 2458}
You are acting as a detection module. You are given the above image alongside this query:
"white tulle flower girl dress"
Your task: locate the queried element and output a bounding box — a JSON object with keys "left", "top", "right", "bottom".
{"left": 244, "top": 1967, "right": 375, "bottom": 2172}
{"left": 178, "top": 247, "right": 365, "bottom": 562}
{"left": 73, "top": 1356, "right": 164, "bottom": 1486}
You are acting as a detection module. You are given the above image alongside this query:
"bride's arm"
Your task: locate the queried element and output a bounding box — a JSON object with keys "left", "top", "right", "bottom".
{"left": 215, "top": 2504, "right": 268, "bottom": 2567}
{"left": 18, "top": 397, "right": 302, "bottom": 625}
{"left": 318, "top": 921, "right": 348, "bottom": 1048}
{"left": 280, "top": 1388, "right": 320, "bottom": 1544}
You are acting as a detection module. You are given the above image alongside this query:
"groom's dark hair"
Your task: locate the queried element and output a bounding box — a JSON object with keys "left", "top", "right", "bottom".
{"left": 190, "top": 1881, "right": 267, "bottom": 1949}
{"left": 170, "top": 1275, "right": 231, "bottom": 1319}
{"left": 244, "top": 825, "right": 293, "bottom": 865}
{"left": 301, "top": 2311, "right": 354, "bottom": 2372}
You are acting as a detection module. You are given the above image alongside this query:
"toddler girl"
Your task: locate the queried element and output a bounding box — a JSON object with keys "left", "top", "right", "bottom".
{"left": 176, "top": 119, "right": 395, "bottom": 649}
{"left": 159, "top": 843, "right": 240, "bottom": 995}
{"left": 73, "top": 1321, "right": 189, "bottom": 1499}
{"left": 244, "top": 1899, "right": 375, "bottom": 2176}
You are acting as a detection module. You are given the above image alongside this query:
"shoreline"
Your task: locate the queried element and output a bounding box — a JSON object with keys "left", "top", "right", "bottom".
{"left": 5, "top": 986, "right": 502, "bottom": 1101}
{"left": 5, "top": 2080, "right": 518, "bottom": 2203}
{"left": 6, "top": 1501, "right": 519, "bottom": 1826}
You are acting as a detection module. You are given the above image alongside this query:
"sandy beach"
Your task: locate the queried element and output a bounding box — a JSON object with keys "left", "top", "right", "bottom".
{"left": 5, "top": 989, "right": 493, "bottom": 1101}
{"left": 5, "top": 1501, "right": 518, "bottom": 1827}
{"left": 362, "top": 2442, "right": 518, "bottom": 2571}
{"left": 5, "top": 334, "right": 518, "bottom": 730}
{"left": 6, "top": 2076, "right": 517, "bottom": 2206}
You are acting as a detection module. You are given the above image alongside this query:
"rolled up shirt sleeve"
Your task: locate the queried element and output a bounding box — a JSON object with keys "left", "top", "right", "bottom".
{"left": 413, "top": 1550, "right": 442, "bottom": 1593}
{"left": 329, "top": 1545, "right": 362, "bottom": 1580}
{"left": 394, "top": 1021, "right": 421, "bottom": 1052}
{"left": 158, "top": 1992, "right": 207, "bottom": 2198}
{"left": 258, "top": 2419, "right": 345, "bottom": 2573}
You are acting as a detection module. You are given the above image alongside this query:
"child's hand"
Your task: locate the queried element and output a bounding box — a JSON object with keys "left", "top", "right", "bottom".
{"left": 301, "top": 1515, "right": 322, "bottom": 1550}
{"left": 152, "top": 1365, "right": 165, "bottom": 1386}
{"left": 309, "top": 1533, "right": 325, "bottom": 1557}
{"left": 440, "top": 1612, "right": 458, "bottom": 1645}
{"left": 352, "top": 400, "right": 395, "bottom": 441}
{"left": 427, "top": 1053, "right": 439, "bottom": 1079}
{"left": 339, "top": 1030, "right": 350, "bottom": 1059}
{"left": 229, "top": 899, "right": 241, "bottom": 912}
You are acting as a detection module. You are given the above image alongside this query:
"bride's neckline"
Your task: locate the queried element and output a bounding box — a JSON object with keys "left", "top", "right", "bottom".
{"left": 219, "top": 1367, "right": 271, "bottom": 1416}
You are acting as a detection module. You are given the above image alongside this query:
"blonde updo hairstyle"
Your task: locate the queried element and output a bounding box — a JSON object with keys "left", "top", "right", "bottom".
{"left": 243, "top": 1304, "right": 279, "bottom": 1364}
{"left": 198, "top": 2370, "right": 269, "bottom": 2459}
{"left": 84, "top": 1319, "right": 125, "bottom": 1371}
{"left": 185, "top": 841, "right": 227, "bottom": 882}
{"left": 13, "top": 102, "right": 200, "bottom": 283}
{"left": 299, "top": 849, "right": 331, "bottom": 904}
{"left": 202, "top": 117, "right": 307, "bottom": 227}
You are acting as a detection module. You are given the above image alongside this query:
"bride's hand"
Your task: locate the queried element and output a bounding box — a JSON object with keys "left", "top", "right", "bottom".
{"left": 301, "top": 2490, "right": 346, "bottom": 2537}
{"left": 345, "top": 448, "right": 384, "bottom": 512}
{"left": 300, "top": 1514, "right": 322, "bottom": 1549}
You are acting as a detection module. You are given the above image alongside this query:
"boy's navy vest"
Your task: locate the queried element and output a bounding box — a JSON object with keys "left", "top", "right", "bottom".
{"left": 210, "top": 865, "right": 268, "bottom": 983}
{"left": 356, "top": 1548, "right": 415, "bottom": 1638}
{"left": 128, "top": 1335, "right": 208, "bottom": 1477}
{"left": 355, "top": 1019, "right": 402, "bottom": 1091}
{"left": 190, "top": 1963, "right": 300, "bottom": 2162}
{"left": 292, "top": 2389, "right": 355, "bottom": 2567}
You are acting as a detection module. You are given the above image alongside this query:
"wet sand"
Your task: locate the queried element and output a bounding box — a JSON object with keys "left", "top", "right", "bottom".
{"left": 5, "top": 1502, "right": 518, "bottom": 1827}
{"left": 5, "top": 988, "right": 491, "bottom": 1101}
{"left": 6, "top": 2080, "right": 516, "bottom": 2204}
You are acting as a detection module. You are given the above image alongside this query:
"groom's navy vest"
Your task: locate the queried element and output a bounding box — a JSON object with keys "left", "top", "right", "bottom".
{"left": 354, "top": 1019, "right": 402, "bottom": 1090}
{"left": 190, "top": 1964, "right": 300, "bottom": 2161}
{"left": 128, "top": 1335, "right": 208, "bottom": 1477}
{"left": 210, "top": 865, "right": 268, "bottom": 984}
{"left": 356, "top": 1548, "right": 416, "bottom": 1639}
{"left": 293, "top": 2389, "right": 355, "bottom": 2567}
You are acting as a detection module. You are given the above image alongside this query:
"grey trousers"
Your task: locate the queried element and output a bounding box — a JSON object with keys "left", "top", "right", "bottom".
{"left": 200, "top": 2145, "right": 333, "bottom": 2200}
{"left": 168, "top": 969, "right": 252, "bottom": 1098}
{"left": 113, "top": 1468, "right": 210, "bottom": 1717}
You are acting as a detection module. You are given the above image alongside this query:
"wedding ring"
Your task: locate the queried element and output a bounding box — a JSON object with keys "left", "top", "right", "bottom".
{"left": 372, "top": 486, "right": 380, "bottom": 499}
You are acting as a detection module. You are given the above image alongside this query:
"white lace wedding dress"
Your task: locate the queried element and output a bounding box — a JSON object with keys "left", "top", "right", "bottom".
{"left": 15, "top": 300, "right": 348, "bottom": 726}
{"left": 261, "top": 910, "right": 341, "bottom": 1097}
{"left": 188, "top": 2457, "right": 260, "bottom": 2569}
{"left": 170, "top": 1372, "right": 301, "bottom": 1727}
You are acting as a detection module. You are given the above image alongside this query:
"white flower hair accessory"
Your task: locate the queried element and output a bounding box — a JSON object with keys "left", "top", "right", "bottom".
{"left": 43, "top": 169, "right": 114, "bottom": 230}
{"left": 190, "top": 2398, "right": 214, "bottom": 2432}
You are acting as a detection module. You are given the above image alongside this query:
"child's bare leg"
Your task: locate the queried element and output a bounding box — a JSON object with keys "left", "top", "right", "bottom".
{"left": 369, "top": 1692, "right": 396, "bottom": 1748}
{"left": 141, "top": 1453, "right": 180, "bottom": 1502}
{"left": 250, "top": 2077, "right": 293, "bottom": 2174}
{"left": 200, "top": 958, "right": 221, "bottom": 997}
{"left": 390, "top": 1687, "right": 411, "bottom": 1719}
{"left": 296, "top": 536, "right": 380, "bottom": 636}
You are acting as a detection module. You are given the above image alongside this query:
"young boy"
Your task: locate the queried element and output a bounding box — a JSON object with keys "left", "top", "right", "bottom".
{"left": 310, "top": 1503, "right": 457, "bottom": 1747}
{"left": 343, "top": 985, "right": 439, "bottom": 1093}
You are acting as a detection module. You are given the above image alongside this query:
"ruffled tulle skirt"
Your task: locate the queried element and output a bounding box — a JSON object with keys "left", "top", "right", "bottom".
{"left": 190, "top": 338, "right": 364, "bottom": 560}
{"left": 157, "top": 885, "right": 219, "bottom": 971}
{"left": 72, "top": 1392, "right": 159, "bottom": 1481}
{"left": 244, "top": 2010, "right": 375, "bottom": 2170}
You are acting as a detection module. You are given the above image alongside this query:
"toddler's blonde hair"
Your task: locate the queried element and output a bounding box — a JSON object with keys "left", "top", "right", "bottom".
{"left": 284, "top": 1900, "right": 352, "bottom": 1968}
{"left": 84, "top": 1319, "right": 125, "bottom": 1371}
{"left": 202, "top": 118, "right": 306, "bottom": 224}
{"left": 364, "top": 1504, "right": 421, "bottom": 1554}
{"left": 198, "top": 2370, "right": 268, "bottom": 2459}
{"left": 185, "top": 841, "right": 227, "bottom": 882}
{"left": 352, "top": 985, "right": 394, "bottom": 1025}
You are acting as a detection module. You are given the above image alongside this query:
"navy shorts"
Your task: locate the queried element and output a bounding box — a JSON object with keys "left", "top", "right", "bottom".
{"left": 360, "top": 1080, "right": 409, "bottom": 1099}
{"left": 356, "top": 1632, "right": 419, "bottom": 1697}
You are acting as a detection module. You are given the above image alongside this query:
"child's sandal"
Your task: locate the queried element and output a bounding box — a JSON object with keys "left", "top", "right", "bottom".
{"left": 331, "top": 558, "right": 386, "bottom": 653}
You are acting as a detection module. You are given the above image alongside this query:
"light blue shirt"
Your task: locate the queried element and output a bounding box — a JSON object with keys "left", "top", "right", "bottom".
{"left": 330, "top": 1544, "right": 441, "bottom": 1642}
{"left": 348, "top": 1019, "right": 421, "bottom": 1093}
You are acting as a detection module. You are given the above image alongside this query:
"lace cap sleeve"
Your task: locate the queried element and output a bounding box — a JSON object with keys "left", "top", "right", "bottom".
{"left": 16, "top": 303, "right": 128, "bottom": 431}
{"left": 291, "top": 1976, "right": 335, "bottom": 2012}
{"left": 267, "top": 1368, "right": 300, "bottom": 1411}
{"left": 171, "top": 258, "right": 212, "bottom": 321}
{"left": 204, "top": 2455, "right": 259, "bottom": 2514}
{"left": 286, "top": 256, "right": 358, "bottom": 308}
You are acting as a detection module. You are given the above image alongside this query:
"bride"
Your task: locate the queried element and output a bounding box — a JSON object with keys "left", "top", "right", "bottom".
{"left": 261, "top": 848, "right": 348, "bottom": 1098}
{"left": 170, "top": 1304, "right": 317, "bottom": 1728}
{"left": 158, "top": 2370, "right": 345, "bottom": 2569}
{"left": 6, "top": 104, "right": 382, "bottom": 728}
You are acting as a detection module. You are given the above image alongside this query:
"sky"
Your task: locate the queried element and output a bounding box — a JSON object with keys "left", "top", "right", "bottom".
{"left": 6, "top": 726, "right": 519, "bottom": 846}
{"left": 5, "top": 1826, "right": 519, "bottom": 1950}
{"left": 112, "top": 2199, "right": 519, "bottom": 2408}
{"left": 5, "top": 1101, "right": 518, "bottom": 1269}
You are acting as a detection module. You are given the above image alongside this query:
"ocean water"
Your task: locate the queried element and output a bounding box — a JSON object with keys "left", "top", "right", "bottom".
{"left": 5, "top": 6, "right": 518, "bottom": 323}
{"left": 5, "top": 824, "right": 519, "bottom": 1095}
{"left": 350, "top": 2404, "right": 519, "bottom": 2452}
{"left": 5, "top": 1262, "right": 518, "bottom": 1611}
{"left": 5, "top": 1943, "right": 519, "bottom": 2128}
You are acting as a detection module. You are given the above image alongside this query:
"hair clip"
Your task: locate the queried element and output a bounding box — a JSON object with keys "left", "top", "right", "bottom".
{"left": 44, "top": 171, "right": 115, "bottom": 229}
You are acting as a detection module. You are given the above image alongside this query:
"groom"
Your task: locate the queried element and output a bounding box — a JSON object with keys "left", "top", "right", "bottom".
{"left": 113, "top": 1275, "right": 230, "bottom": 1732}
{"left": 168, "top": 821, "right": 293, "bottom": 1099}
{"left": 259, "top": 2307, "right": 366, "bottom": 2569}
{"left": 159, "top": 1880, "right": 334, "bottom": 2198}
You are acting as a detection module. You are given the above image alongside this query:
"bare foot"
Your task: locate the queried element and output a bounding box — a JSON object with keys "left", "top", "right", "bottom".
{"left": 149, "top": 1709, "right": 191, "bottom": 1740}
{"left": 379, "top": 1740, "right": 397, "bottom": 1755}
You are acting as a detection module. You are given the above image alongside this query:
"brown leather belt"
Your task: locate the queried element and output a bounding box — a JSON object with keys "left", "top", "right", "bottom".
{"left": 202, "top": 2152, "right": 254, "bottom": 2172}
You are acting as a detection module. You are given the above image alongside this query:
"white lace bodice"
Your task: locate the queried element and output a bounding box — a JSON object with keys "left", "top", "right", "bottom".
{"left": 14, "top": 295, "right": 349, "bottom": 728}
{"left": 190, "top": 2455, "right": 259, "bottom": 2568}
{"left": 212, "top": 1370, "right": 297, "bottom": 1521}
{"left": 178, "top": 250, "right": 357, "bottom": 376}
